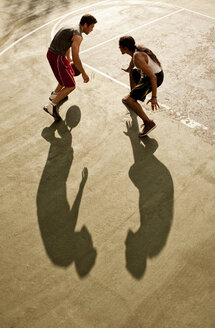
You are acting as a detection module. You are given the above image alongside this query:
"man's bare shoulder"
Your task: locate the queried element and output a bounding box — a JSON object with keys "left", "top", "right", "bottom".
{"left": 134, "top": 51, "right": 147, "bottom": 61}
{"left": 72, "top": 34, "right": 83, "bottom": 43}
{"left": 133, "top": 52, "right": 147, "bottom": 66}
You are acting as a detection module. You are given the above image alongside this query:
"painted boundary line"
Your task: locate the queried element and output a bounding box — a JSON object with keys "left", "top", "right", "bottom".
{"left": 78, "top": 7, "right": 209, "bottom": 131}
{"left": 1, "top": 1, "right": 214, "bottom": 57}
{"left": 182, "top": 7, "right": 215, "bottom": 20}
{"left": 82, "top": 63, "right": 208, "bottom": 131}
{"left": 156, "top": 1, "right": 215, "bottom": 21}
{"left": 0, "top": 0, "right": 211, "bottom": 131}
{"left": 0, "top": 0, "right": 110, "bottom": 57}
{"left": 79, "top": 8, "right": 184, "bottom": 55}
{"left": 83, "top": 63, "right": 130, "bottom": 89}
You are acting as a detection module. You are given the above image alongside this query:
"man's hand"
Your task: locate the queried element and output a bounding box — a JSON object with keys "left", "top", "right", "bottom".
{"left": 122, "top": 59, "right": 134, "bottom": 73}
{"left": 82, "top": 72, "right": 89, "bottom": 83}
{"left": 147, "top": 97, "right": 160, "bottom": 111}
{"left": 121, "top": 67, "right": 130, "bottom": 73}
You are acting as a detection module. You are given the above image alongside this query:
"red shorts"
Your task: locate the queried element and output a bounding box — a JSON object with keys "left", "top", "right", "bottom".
{"left": 47, "top": 50, "right": 76, "bottom": 87}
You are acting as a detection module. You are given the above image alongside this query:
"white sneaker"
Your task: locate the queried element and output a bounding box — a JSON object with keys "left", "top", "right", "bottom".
{"left": 49, "top": 91, "right": 58, "bottom": 101}
{"left": 43, "top": 102, "right": 54, "bottom": 115}
{"left": 43, "top": 103, "right": 62, "bottom": 121}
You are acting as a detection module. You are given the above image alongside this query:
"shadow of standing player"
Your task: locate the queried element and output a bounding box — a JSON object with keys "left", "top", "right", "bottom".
{"left": 36, "top": 106, "right": 97, "bottom": 276}
{"left": 124, "top": 112, "right": 174, "bottom": 279}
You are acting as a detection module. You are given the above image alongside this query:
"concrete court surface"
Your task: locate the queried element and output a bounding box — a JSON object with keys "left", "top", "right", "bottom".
{"left": 0, "top": 0, "right": 215, "bottom": 327}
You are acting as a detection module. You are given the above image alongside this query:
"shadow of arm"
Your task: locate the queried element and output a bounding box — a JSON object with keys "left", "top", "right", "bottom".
{"left": 70, "top": 167, "right": 88, "bottom": 230}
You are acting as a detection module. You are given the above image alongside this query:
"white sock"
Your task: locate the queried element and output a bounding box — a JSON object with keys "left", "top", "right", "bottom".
{"left": 49, "top": 91, "right": 58, "bottom": 100}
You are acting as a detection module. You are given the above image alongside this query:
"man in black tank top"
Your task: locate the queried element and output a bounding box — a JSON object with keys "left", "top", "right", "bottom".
{"left": 119, "top": 36, "right": 164, "bottom": 137}
{"left": 43, "top": 14, "right": 97, "bottom": 121}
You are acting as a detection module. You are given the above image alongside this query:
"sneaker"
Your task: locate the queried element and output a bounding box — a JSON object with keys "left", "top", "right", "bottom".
{"left": 43, "top": 103, "right": 62, "bottom": 121}
{"left": 49, "top": 91, "right": 57, "bottom": 101}
{"left": 139, "top": 120, "right": 156, "bottom": 137}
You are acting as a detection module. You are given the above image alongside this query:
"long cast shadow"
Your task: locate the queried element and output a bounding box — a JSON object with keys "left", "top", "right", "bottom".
{"left": 36, "top": 106, "right": 96, "bottom": 277}
{"left": 124, "top": 111, "right": 174, "bottom": 279}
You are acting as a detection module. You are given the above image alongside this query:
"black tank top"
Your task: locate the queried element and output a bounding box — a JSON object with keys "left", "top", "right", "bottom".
{"left": 49, "top": 26, "right": 82, "bottom": 56}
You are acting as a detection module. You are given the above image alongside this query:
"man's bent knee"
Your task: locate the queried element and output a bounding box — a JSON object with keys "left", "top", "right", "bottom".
{"left": 67, "top": 86, "right": 75, "bottom": 93}
{"left": 122, "top": 95, "right": 136, "bottom": 105}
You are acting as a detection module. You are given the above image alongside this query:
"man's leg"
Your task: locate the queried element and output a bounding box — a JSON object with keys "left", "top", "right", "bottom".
{"left": 55, "top": 83, "right": 64, "bottom": 93}
{"left": 129, "top": 68, "right": 141, "bottom": 90}
{"left": 129, "top": 71, "right": 136, "bottom": 90}
{"left": 43, "top": 86, "right": 75, "bottom": 121}
{"left": 123, "top": 96, "right": 156, "bottom": 137}
{"left": 52, "top": 86, "right": 75, "bottom": 105}
{"left": 122, "top": 69, "right": 140, "bottom": 103}
{"left": 49, "top": 84, "right": 64, "bottom": 101}
{"left": 44, "top": 52, "right": 76, "bottom": 120}
{"left": 123, "top": 69, "right": 141, "bottom": 104}
{"left": 123, "top": 72, "right": 158, "bottom": 136}
{"left": 123, "top": 96, "right": 150, "bottom": 122}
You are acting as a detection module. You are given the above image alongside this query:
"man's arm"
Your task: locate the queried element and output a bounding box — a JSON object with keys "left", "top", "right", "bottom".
{"left": 134, "top": 53, "right": 159, "bottom": 110}
{"left": 134, "top": 53, "right": 157, "bottom": 97}
{"left": 66, "top": 49, "right": 72, "bottom": 63}
{"left": 71, "top": 35, "right": 89, "bottom": 83}
{"left": 122, "top": 58, "right": 134, "bottom": 73}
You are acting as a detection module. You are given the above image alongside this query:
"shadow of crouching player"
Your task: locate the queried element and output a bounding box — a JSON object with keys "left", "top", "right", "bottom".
{"left": 36, "top": 106, "right": 96, "bottom": 276}
{"left": 124, "top": 112, "right": 174, "bottom": 279}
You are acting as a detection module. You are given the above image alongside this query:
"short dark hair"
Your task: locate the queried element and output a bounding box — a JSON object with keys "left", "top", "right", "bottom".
{"left": 119, "top": 35, "right": 161, "bottom": 67}
{"left": 80, "top": 14, "right": 97, "bottom": 26}
{"left": 119, "top": 36, "right": 136, "bottom": 51}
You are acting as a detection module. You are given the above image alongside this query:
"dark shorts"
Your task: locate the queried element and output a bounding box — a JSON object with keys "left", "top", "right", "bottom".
{"left": 130, "top": 69, "right": 164, "bottom": 101}
{"left": 47, "top": 50, "right": 76, "bottom": 87}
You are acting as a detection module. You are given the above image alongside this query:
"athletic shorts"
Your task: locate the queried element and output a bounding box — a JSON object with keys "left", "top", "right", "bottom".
{"left": 47, "top": 50, "right": 76, "bottom": 87}
{"left": 130, "top": 69, "right": 164, "bottom": 101}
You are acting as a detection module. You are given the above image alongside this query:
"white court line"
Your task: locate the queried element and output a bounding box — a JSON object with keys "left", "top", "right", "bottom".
{"left": 0, "top": 0, "right": 110, "bottom": 57}
{"left": 156, "top": 1, "right": 215, "bottom": 20}
{"left": 83, "top": 62, "right": 130, "bottom": 89}
{"left": 0, "top": 1, "right": 211, "bottom": 131}
{"left": 51, "top": 0, "right": 110, "bottom": 39}
{"left": 80, "top": 8, "right": 184, "bottom": 54}
{"left": 82, "top": 65, "right": 208, "bottom": 131}
{"left": 182, "top": 8, "right": 215, "bottom": 20}
{"left": 1, "top": 1, "right": 214, "bottom": 56}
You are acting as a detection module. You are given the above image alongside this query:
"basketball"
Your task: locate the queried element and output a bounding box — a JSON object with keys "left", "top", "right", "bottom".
{"left": 71, "top": 63, "right": 81, "bottom": 76}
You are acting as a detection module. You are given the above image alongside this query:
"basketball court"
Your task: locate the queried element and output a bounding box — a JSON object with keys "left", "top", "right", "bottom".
{"left": 1, "top": 0, "right": 215, "bottom": 327}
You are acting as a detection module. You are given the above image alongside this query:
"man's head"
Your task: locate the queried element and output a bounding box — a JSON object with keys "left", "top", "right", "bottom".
{"left": 80, "top": 14, "right": 97, "bottom": 34}
{"left": 119, "top": 36, "right": 136, "bottom": 54}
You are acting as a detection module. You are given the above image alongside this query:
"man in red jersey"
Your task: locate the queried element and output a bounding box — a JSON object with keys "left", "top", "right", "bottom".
{"left": 43, "top": 14, "right": 97, "bottom": 120}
